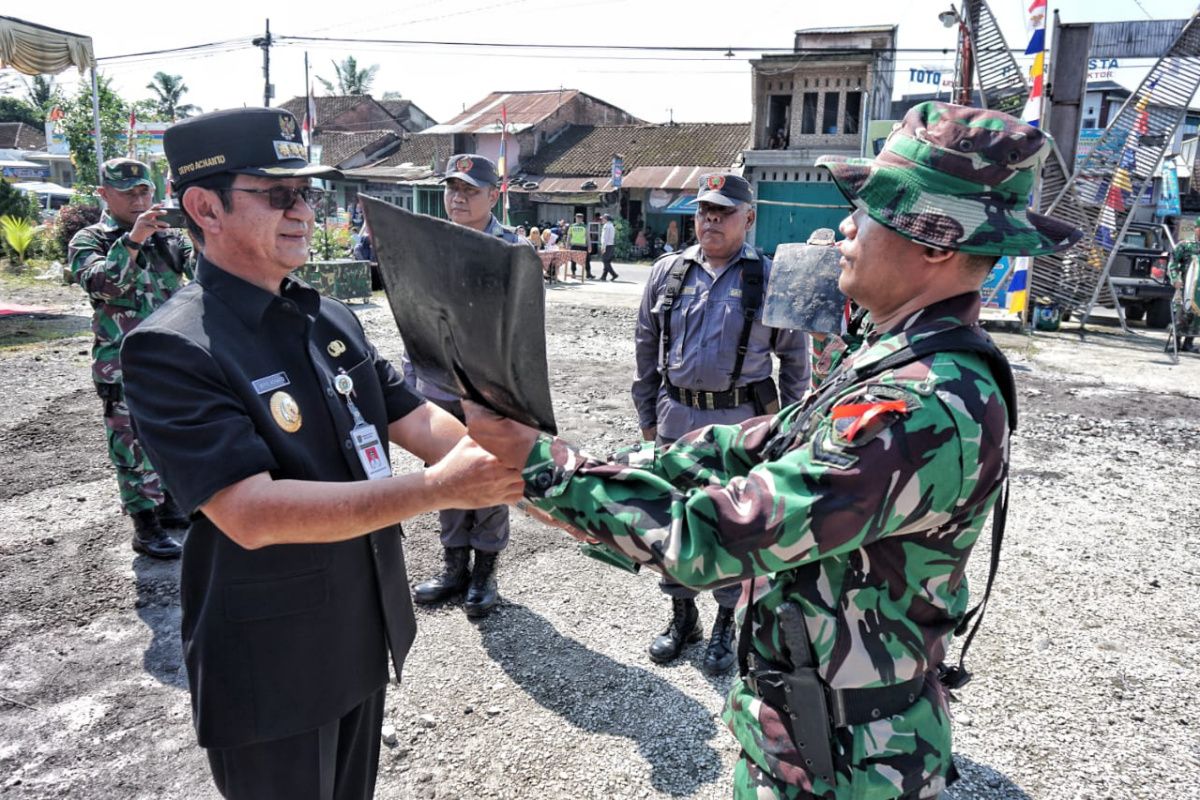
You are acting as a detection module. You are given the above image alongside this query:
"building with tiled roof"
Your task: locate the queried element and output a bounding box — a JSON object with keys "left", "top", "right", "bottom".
{"left": 279, "top": 95, "right": 436, "bottom": 135}
{"left": 519, "top": 123, "right": 749, "bottom": 177}
{"left": 0, "top": 122, "right": 46, "bottom": 150}
{"left": 316, "top": 130, "right": 400, "bottom": 168}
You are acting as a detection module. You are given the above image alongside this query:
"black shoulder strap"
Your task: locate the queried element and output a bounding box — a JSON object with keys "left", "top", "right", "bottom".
{"left": 659, "top": 255, "right": 693, "bottom": 376}
{"left": 729, "top": 256, "right": 765, "bottom": 387}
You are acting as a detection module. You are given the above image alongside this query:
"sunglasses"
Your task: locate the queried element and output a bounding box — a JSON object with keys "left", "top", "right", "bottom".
{"left": 223, "top": 185, "right": 326, "bottom": 210}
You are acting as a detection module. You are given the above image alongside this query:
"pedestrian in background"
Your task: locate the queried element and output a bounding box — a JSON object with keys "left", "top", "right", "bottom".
{"left": 598, "top": 213, "right": 618, "bottom": 281}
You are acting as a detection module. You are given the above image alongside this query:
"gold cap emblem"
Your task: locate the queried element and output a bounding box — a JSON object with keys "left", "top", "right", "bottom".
{"left": 327, "top": 339, "right": 347, "bottom": 357}
{"left": 280, "top": 114, "right": 298, "bottom": 140}
{"left": 269, "top": 391, "right": 302, "bottom": 433}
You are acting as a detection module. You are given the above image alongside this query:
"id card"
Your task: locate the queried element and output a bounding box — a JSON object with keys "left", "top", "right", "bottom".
{"left": 351, "top": 422, "right": 392, "bottom": 480}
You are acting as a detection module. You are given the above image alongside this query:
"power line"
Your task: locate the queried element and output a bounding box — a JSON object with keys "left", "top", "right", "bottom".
{"left": 97, "top": 38, "right": 251, "bottom": 63}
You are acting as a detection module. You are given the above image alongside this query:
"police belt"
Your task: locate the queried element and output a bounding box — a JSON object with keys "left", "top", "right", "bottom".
{"left": 665, "top": 383, "right": 751, "bottom": 410}
{"left": 745, "top": 668, "right": 927, "bottom": 728}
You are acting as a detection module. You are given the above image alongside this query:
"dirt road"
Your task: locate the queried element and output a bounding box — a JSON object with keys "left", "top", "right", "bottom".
{"left": 1, "top": 271, "right": 1198, "bottom": 799}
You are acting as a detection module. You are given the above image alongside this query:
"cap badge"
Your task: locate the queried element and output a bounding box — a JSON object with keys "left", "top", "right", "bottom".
{"left": 327, "top": 339, "right": 347, "bottom": 357}
{"left": 705, "top": 175, "right": 726, "bottom": 191}
{"left": 279, "top": 114, "right": 297, "bottom": 141}
{"left": 269, "top": 391, "right": 303, "bottom": 433}
{"left": 456, "top": 157, "right": 474, "bottom": 173}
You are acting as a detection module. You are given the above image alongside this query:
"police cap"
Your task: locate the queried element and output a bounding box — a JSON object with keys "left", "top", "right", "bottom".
{"left": 164, "top": 107, "right": 341, "bottom": 191}
{"left": 442, "top": 154, "right": 499, "bottom": 188}
{"left": 695, "top": 173, "right": 753, "bottom": 207}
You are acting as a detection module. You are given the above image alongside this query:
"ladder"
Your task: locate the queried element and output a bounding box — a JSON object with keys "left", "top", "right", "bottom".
{"left": 1036, "top": 14, "right": 1200, "bottom": 326}
{"left": 965, "top": 0, "right": 1030, "bottom": 117}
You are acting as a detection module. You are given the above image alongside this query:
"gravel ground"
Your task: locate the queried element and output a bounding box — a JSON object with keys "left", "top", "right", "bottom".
{"left": 1, "top": 273, "right": 1198, "bottom": 799}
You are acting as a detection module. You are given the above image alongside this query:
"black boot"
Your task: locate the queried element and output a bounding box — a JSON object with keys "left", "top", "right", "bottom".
{"left": 648, "top": 598, "right": 701, "bottom": 663}
{"left": 1184, "top": 337, "right": 1197, "bottom": 353}
{"left": 131, "top": 509, "right": 182, "bottom": 559}
{"left": 156, "top": 492, "right": 190, "bottom": 532}
{"left": 701, "top": 606, "right": 737, "bottom": 675}
{"left": 464, "top": 550, "right": 499, "bottom": 618}
{"left": 413, "top": 546, "right": 471, "bottom": 605}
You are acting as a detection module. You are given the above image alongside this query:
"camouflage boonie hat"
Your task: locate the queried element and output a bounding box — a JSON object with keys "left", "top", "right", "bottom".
{"left": 816, "top": 101, "right": 1081, "bottom": 256}
{"left": 101, "top": 158, "right": 154, "bottom": 191}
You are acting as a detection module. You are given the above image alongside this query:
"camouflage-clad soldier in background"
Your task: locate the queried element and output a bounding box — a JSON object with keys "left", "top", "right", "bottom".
{"left": 1166, "top": 219, "right": 1200, "bottom": 352}
{"left": 465, "top": 102, "right": 1081, "bottom": 799}
{"left": 69, "top": 158, "right": 195, "bottom": 558}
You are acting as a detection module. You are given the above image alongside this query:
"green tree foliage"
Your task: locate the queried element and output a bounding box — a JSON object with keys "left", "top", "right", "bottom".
{"left": 0, "top": 181, "right": 38, "bottom": 223}
{"left": 52, "top": 202, "right": 101, "bottom": 268}
{"left": 0, "top": 96, "right": 41, "bottom": 126}
{"left": 60, "top": 75, "right": 128, "bottom": 186}
{"left": 145, "top": 72, "right": 200, "bottom": 120}
{"left": 23, "top": 75, "right": 60, "bottom": 117}
{"left": 317, "top": 56, "right": 378, "bottom": 96}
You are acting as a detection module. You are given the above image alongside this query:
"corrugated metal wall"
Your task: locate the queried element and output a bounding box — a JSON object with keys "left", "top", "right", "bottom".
{"left": 1089, "top": 19, "right": 1189, "bottom": 58}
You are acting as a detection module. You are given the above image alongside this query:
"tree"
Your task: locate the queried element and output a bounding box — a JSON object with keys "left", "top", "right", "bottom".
{"left": 60, "top": 74, "right": 128, "bottom": 187}
{"left": 0, "top": 96, "right": 41, "bottom": 126}
{"left": 316, "top": 56, "right": 378, "bottom": 96}
{"left": 145, "top": 72, "right": 200, "bottom": 121}
{"left": 381, "top": 91, "right": 404, "bottom": 101}
{"left": 23, "top": 75, "right": 59, "bottom": 117}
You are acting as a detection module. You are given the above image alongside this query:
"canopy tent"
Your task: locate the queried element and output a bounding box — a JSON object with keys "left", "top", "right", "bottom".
{"left": 0, "top": 16, "right": 102, "bottom": 182}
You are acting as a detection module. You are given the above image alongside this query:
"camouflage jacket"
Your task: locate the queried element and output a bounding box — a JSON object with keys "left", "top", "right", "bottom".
{"left": 524, "top": 292, "right": 1011, "bottom": 799}
{"left": 68, "top": 212, "right": 195, "bottom": 385}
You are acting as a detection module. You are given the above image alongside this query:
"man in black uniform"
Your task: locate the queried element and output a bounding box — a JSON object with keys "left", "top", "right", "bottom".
{"left": 120, "top": 108, "right": 524, "bottom": 800}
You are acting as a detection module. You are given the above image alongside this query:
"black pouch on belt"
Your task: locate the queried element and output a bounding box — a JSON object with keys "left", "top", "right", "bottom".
{"left": 747, "top": 601, "right": 837, "bottom": 785}
{"left": 749, "top": 377, "right": 780, "bottom": 415}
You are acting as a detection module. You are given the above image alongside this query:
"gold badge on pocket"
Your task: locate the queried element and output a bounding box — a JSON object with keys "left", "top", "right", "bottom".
{"left": 270, "top": 391, "right": 302, "bottom": 432}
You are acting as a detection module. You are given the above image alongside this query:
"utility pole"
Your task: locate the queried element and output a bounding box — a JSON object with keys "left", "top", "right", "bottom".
{"left": 252, "top": 19, "right": 273, "bottom": 107}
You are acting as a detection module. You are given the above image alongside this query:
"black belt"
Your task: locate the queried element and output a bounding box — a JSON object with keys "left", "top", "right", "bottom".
{"left": 666, "top": 383, "right": 751, "bottom": 410}
{"left": 745, "top": 670, "right": 927, "bottom": 728}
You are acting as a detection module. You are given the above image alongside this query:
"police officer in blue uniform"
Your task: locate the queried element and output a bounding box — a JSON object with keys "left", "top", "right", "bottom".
{"left": 404, "top": 154, "right": 528, "bottom": 618}
{"left": 632, "top": 173, "right": 810, "bottom": 674}
{"left": 120, "top": 109, "right": 524, "bottom": 800}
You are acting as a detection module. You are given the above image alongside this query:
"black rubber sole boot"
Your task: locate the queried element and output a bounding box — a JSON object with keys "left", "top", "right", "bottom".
{"left": 701, "top": 606, "right": 737, "bottom": 675}
{"left": 464, "top": 550, "right": 499, "bottom": 618}
{"left": 414, "top": 546, "right": 471, "bottom": 605}
{"left": 648, "top": 598, "right": 702, "bottom": 664}
{"left": 131, "top": 509, "right": 182, "bottom": 559}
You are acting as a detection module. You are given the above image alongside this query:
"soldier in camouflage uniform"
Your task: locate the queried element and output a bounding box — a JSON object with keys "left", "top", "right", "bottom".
{"left": 1166, "top": 219, "right": 1200, "bottom": 352}
{"left": 465, "top": 102, "right": 1081, "bottom": 799}
{"left": 68, "top": 158, "right": 195, "bottom": 558}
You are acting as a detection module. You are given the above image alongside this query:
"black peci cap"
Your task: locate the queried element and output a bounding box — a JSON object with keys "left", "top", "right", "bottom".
{"left": 164, "top": 107, "right": 341, "bottom": 191}
{"left": 441, "top": 154, "right": 499, "bottom": 187}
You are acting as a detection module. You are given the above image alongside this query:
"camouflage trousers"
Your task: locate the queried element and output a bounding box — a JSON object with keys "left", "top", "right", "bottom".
{"left": 733, "top": 756, "right": 943, "bottom": 800}
{"left": 101, "top": 391, "right": 164, "bottom": 515}
{"left": 1172, "top": 295, "right": 1200, "bottom": 336}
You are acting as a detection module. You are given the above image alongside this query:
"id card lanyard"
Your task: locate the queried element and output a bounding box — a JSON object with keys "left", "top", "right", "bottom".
{"left": 334, "top": 370, "right": 393, "bottom": 480}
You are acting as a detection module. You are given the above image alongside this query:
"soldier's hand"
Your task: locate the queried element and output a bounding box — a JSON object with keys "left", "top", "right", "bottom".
{"left": 129, "top": 205, "right": 170, "bottom": 246}
{"left": 1174, "top": 280, "right": 1184, "bottom": 289}
{"left": 425, "top": 436, "right": 525, "bottom": 509}
{"left": 640, "top": 426, "right": 657, "bottom": 442}
{"left": 462, "top": 401, "right": 539, "bottom": 469}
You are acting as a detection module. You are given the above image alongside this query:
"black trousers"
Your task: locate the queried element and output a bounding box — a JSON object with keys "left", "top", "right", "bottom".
{"left": 570, "top": 244, "right": 593, "bottom": 275}
{"left": 600, "top": 245, "right": 617, "bottom": 279}
{"left": 206, "top": 687, "right": 385, "bottom": 800}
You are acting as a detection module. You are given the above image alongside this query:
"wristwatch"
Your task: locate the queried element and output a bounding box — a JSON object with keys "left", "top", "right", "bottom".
{"left": 122, "top": 233, "right": 143, "bottom": 251}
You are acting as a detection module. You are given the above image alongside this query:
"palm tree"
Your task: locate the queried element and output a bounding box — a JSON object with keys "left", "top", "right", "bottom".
{"left": 316, "top": 56, "right": 378, "bottom": 96}
{"left": 145, "top": 72, "right": 200, "bottom": 121}
{"left": 23, "top": 75, "right": 57, "bottom": 115}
